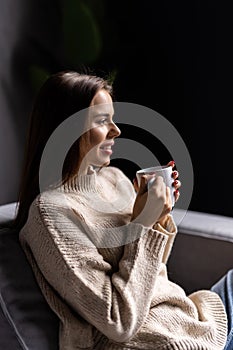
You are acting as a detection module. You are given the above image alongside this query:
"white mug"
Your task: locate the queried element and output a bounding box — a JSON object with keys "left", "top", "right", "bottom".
{"left": 136, "top": 165, "right": 175, "bottom": 206}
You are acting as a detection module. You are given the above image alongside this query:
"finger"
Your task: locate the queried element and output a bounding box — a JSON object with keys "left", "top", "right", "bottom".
{"left": 138, "top": 175, "right": 148, "bottom": 195}
{"left": 172, "top": 170, "right": 179, "bottom": 179}
{"left": 151, "top": 176, "right": 167, "bottom": 203}
{"left": 150, "top": 175, "right": 165, "bottom": 189}
{"left": 159, "top": 186, "right": 172, "bottom": 216}
{"left": 174, "top": 189, "right": 180, "bottom": 202}
{"left": 167, "top": 160, "right": 175, "bottom": 169}
{"left": 133, "top": 178, "right": 139, "bottom": 192}
{"left": 172, "top": 179, "right": 181, "bottom": 189}
{"left": 166, "top": 186, "right": 172, "bottom": 208}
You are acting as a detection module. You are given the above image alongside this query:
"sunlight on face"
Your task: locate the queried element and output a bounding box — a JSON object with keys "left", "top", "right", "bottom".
{"left": 78, "top": 89, "right": 121, "bottom": 173}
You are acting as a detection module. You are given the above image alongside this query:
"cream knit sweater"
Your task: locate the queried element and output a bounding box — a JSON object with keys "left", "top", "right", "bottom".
{"left": 19, "top": 166, "right": 227, "bottom": 350}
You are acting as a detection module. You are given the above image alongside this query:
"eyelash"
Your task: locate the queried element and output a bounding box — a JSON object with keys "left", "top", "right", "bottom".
{"left": 97, "top": 118, "right": 109, "bottom": 125}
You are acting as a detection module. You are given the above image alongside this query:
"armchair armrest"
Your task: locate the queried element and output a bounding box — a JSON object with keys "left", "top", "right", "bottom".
{"left": 168, "top": 209, "right": 233, "bottom": 294}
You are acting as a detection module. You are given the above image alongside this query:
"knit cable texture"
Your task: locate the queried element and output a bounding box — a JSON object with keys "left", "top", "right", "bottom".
{"left": 19, "top": 166, "right": 227, "bottom": 349}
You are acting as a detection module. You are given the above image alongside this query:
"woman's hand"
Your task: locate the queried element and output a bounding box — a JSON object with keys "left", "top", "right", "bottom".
{"left": 131, "top": 175, "right": 169, "bottom": 228}
{"left": 132, "top": 161, "right": 181, "bottom": 228}
{"left": 157, "top": 160, "right": 181, "bottom": 227}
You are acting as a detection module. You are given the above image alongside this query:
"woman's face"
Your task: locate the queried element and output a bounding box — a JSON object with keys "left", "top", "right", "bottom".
{"left": 79, "top": 89, "right": 121, "bottom": 171}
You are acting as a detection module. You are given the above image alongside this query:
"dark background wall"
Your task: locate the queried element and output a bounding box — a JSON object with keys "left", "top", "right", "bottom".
{"left": 102, "top": 1, "right": 232, "bottom": 217}
{"left": 0, "top": 0, "right": 63, "bottom": 205}
{"left": 0, "top": 0, "right": 232, "bottom": 217}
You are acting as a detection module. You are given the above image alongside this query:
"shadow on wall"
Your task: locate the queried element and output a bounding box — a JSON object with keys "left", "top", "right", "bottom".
{"left": 0, "top": 0, "right": 108, "bottom": 206}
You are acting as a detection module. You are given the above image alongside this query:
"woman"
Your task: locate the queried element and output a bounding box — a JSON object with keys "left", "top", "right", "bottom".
{"left": 16, "top": 71, "right": 229, "bottom": 349}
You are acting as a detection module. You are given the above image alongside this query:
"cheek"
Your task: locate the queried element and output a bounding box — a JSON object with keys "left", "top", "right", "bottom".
{"left": 89, "top": 128, "right": 105, "bottom": 146}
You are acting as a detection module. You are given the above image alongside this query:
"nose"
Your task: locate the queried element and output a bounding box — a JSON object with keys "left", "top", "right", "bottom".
{"left": 108, "top": 122, "right": 121, "bottom": 139}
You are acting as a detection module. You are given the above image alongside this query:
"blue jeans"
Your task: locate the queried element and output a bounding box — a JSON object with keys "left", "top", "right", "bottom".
{"left": 211, "top": 269, "right": 233, "bottom": 350}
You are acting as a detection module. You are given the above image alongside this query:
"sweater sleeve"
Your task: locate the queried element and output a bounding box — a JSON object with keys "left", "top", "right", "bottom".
{"left": 20, "top": 196, "right": 168, "bottom": 343}
{"left": 153, "top": 214, "right": 177, "bottom": 264}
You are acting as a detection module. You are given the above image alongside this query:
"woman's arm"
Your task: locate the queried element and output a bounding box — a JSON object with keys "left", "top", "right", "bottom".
{"left": 20, "top": 197, "right": 168, "bottom": 343}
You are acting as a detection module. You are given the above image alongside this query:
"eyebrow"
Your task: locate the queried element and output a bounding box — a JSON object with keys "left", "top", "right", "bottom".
{"left": 93, "top": 113, "right": 110, "bottom": 118}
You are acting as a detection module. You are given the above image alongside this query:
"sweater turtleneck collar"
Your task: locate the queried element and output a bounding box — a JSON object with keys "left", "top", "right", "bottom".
{"left": 62, "top": 165, "right": 103, "bottom": 193}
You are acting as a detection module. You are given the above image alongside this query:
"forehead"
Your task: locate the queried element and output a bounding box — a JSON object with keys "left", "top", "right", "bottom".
{"left": 89, "top": 89, "right": 114, "bottom": 116}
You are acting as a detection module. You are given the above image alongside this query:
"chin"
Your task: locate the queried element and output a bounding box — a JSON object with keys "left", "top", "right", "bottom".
{"left": 91, "top": 159, "right": 110, "bottom": 168}
{"left": 99, "top": 160, "right": 110, "bottom": 168}
{"left": 103, "top": 160, "right": 110, "bottom": 167}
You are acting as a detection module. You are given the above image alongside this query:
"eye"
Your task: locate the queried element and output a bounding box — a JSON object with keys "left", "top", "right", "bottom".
{"left": 96, "top": 118, "right": 109, "bottom": 125}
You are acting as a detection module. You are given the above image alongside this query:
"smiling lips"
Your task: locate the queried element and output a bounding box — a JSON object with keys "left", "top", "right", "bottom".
{"left": 99, "top": 141, "right": 114, "bottom": 155}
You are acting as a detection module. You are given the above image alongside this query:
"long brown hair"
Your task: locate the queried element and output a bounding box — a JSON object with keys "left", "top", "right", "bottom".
{"left": 14, "top": 70, "right": 113, "bottom": 229}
